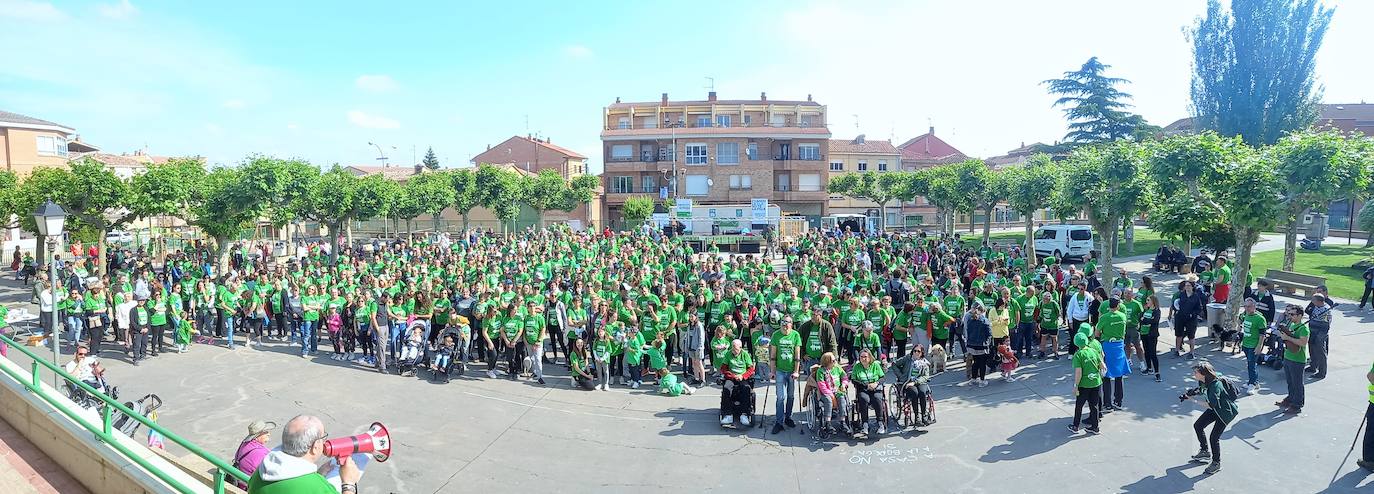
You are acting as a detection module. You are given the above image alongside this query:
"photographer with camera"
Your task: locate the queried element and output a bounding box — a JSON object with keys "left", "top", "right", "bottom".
{"left": 1275, "top": 306, "right": 1310, "bottom": 414}
{"left": 1183, "top": 361, "right": 1237, "bottom": 475}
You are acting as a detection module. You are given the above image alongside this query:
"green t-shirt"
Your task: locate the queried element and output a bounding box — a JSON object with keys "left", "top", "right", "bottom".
{"left": 930, "top": 310, "right": 954, "bottom": 339}
{"left": 1073, "top": 348, "right": 1103, "bottom": 388}
{"left": 842, "top": 308, "right": 865, "bottom": 328}
{"left": 302, "top": 295, "right": 323, "bottom": 322}
{"left": 523, "top": 313, "right": 546, "bottom": 345}
{"left": 1121, "top": 300, "right": 1143, "bottom": 330}
{"left": 852, "top": 360, "right": 884, "bottom": 384}
{"left": 1240, "top": 312, "right": 1267, "bottom": 349}
{"left": 1095, "top": 309, "right": 1127, "bottom": 341}
{"left": 1038, "top": 300, "right": 1060, "bottom": 330}
{"left": 853, "top": 331, "right": 881, "bottom": 356}
{"left": 1283, "top": 322, "right": 1310, "bottom": 363}
{"left": 148, "top": 299, "right": 168, "bottom": 326}
{"left": 724, "top": 349, "right": 754, "bottom": 375}
{"left": 502, "top": 317, "right": 523, "bottom": 341}
{"left": 1013, "top": 295, "right": 1037, "bottom": 325}
{"left": 771, "top": 329, "right": 802, "bottom": 373}
{"left": 711, "top": 336, "right": 731, "bottom": 363}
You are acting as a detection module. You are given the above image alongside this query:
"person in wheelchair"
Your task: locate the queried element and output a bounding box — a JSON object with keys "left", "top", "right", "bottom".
{"left": 852, "top": 348, "right": 889, "bottom": 436}
{"left": 889, "top": 344, "right": 935, "bottom": 427}
{"left": 63, "top": 345, "right": 113, "bottom": 407}
{"left": 807, "top": 352, "right": 851, "bottom": 436}
{"left": 719, "top": 339, "right": 756, "bottom": 427}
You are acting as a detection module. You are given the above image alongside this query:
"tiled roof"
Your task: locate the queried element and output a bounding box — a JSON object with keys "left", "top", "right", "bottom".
{"left": 898, "top": 129, "right": 967, "bottom": 163}
{"left": 0, "top": 110, "right": 74, "bottom": 132}
{"left": 70, "top": 152, "right": 172, "bottom": 167}
{"left": 1166, "top": 104, "right": 1374, "bottom": 137}
{"left": 470, "top": 135, "right": 587, "bottom": 168}
{"left": 828, "top": 137, "right": 898, "bottom": 155}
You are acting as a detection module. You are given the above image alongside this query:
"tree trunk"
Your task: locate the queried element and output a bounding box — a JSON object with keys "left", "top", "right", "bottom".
{"left": 1184, "top": 235, "right": 1194, "bottom": 257}
{"left": 1282, "top": 213, "right": 1299, "bottom": 272}
{"left": 1226, "top": 226, "right": 1259, "bottom": 331}
{"left": 1096, "top": 219, "right": 1116, "bottom": 292}
{"left": 982, "top": 204, "right": 994, "bottom": 243}
{"left": 96, "top": 228, "right": 108, "bottom": 279}
{"left": 461, "top": 211, "right": 470, "bottom": 231}
{"left": 34, "top": 236, "right": 45, "bottom": 279}
{"left": 1024, "top": 216, "right": 1037, "bottom": 266}
{"left": 213, "top": 234, "right": 232, "bottom": 275}
{"left": 406, "top": 218, "right": 414, "bottom": 243}
{"left": 328, "top": 221, "right": 343, "bottom": 264}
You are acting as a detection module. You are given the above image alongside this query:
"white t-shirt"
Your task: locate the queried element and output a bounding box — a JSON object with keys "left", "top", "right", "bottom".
{"left": 64, "top": 356, "right": 99, "bottom": 382}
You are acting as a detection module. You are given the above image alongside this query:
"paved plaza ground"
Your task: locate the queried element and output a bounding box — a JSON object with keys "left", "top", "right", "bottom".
{"left": 2, "top": 241, "right": 1373, "bottom": 493}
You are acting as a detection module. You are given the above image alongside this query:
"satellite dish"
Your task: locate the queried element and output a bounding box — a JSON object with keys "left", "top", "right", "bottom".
{"left": 707, "top": 178, "right": 714, "bottom": 187}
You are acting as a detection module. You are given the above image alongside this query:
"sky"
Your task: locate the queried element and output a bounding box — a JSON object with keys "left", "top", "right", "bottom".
{"left": 2, "top": 0, "right": 1372, "bottom": 174}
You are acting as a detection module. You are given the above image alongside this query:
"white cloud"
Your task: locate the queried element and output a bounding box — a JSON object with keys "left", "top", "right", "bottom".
{"left": 347, "top": 110, "right": 399, "bottom": 129}
{"left": 355, "top": 74, "right": 397, "bottom": 92}
{"left": 562, "top": 44, "right": 593, "bottom": 59}
{"left": 0, "top": 0, "right": 66, "bottom": 21}
{"left": 97, "top": 0, "right": 137, "bottom": 20}
{"left": 222, "top": 99, "right": 244, "bottom": 109}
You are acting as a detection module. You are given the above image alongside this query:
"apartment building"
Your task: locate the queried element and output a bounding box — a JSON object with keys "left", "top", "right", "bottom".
{"left": 826, "top": 135, "right": 902, "bottom": 223}
{"left": 470, "top": 134, "right": 589, "bottom": 178}
{"left": 0, "top": 110, "right": 98, "bottom": 176}
{"left": 600, "top": 92, "right": 831, "bottom": 227}
{"left": 898, "top": 127, "right": 968, "bottom": 228}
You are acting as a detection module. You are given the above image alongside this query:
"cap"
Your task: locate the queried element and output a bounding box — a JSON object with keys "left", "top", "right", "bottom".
{"left": 245, "top": 420, "right": 277, "bottom": 441}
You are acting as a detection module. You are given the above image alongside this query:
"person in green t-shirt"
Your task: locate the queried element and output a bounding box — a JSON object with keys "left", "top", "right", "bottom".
{"left": 851, "top": 349, "right": 888, "bottom": 436}
{"left": 522, "top": 302, "right": 547, "bottom": 385}
{"left": 1070, "top": 332, "right": 1105, "bottom": 434}
{"left": 1120, "top": 290, "right": 1144, "bottom": 368}
{"left": 1037, "top": 292, "right": 1061, "bottom": 360}
{"left": 769, "top": 320, "right": 803, "bottom": 433}
{"left": 1238, "top": 298, "right": 1268, "bottom": 389}
{"left": 719, "top": 339, "right": 756, "bottom": 427}
{"left": 1276, "top": 307, "right": 1310, "bottom": 413}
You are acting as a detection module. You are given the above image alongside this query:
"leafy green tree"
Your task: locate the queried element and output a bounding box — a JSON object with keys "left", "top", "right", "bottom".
{"left": 1358, "top": 202, "right": 1374, "bottom": 247}
{"left": 19, "top": 159, "right": 138, "bottom": 274}
{"left": 422, "top": 147, "right": 441, "bottom": 170}
{"left": 622, "top": 195, "right": 655, "bottom": 229}
{"left": 1272, "top": 129, "right": 1373, "bottom": 270}
{"left": 1003, "top": 154, "right": 1058, "bottom": 264}
{"left": 1189, "top": 0, "right": 1333, "bottom": 147}
{"left": 189, "top": 166, "right": 274, "bottom": 271}
{"left": 826, "top": 172, "right": 907, "bottom": 231}
{"left": 524, "top": 169, "right": 573, "bottom": 226}
{"left": 1213, "top": 151, "right": 1287, "bottom": 318}
{"left": 475, "top": 164, "right": 525, "bottom": 232}
{"left": 918, "top": 166, "right": 961, "bottom": 235}
{"left": 402, "top": 171, "right": 455, "bottom": 236}
{"left": 1043, "top": 57, "right": 1155, "bottom": 145}
{"left": 969, "top": 164, "right": 1008, "bottom": 242}
{"left": 947, "top": 160, "right": 988, "bottom": 234}
{"left": 1053, "top": 141, "right": 1150, "bottom": 289}
{"left": 294, "top": 168, "right": 360, "bottom": 262}
{"left": 257, "top": 159, "right": 318, "bottom": 240}
{"left": 449, "top": 168, "right": 481, "bottom": 230}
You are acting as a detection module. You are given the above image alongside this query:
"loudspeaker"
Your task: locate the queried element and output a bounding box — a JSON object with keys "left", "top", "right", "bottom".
{"left": 323, "top": 422, "right": 391, "bottom": 462}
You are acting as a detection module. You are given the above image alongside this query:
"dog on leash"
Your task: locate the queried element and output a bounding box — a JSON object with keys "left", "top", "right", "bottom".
{"left": 928, "top": 344, "right": 948, "bottom": 374}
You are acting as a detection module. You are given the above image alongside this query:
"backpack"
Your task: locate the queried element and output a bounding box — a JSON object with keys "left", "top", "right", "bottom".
{"left": 1218, "top": 375, "right": 1240, "bottom": 401}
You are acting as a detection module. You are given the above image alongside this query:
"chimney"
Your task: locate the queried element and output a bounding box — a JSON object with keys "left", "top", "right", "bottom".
{"left": 928, "top": 126, "right": 935, "bottom": 135}
{"left": 807, "top": 94, "right": 812, "bottom": 102}
{"left": 487, "top": 144, "right": 491, "bottom": 150}
{"left": 854, "top": 134, "right": 866, "bottom": 145}
{"left": 615, "top": 96, "right": 620, "bottom": 103}
{"left": 708, "top": 91, "right": 717, "bottom": 102}
{"left": 760, "top": 92, "right": 767, "bottom": 102}
{"left": 661, "top": 93, "right": 669, "bottom": 105}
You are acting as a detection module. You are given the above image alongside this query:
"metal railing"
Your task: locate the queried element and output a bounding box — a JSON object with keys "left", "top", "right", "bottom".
{"left": 0, "top": 333, "right": 248, "bottom": 494}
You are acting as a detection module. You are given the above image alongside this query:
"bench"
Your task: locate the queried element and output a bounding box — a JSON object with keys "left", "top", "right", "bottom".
{"left": 1263, "top": 269, "right": 1326, "bottom": 297}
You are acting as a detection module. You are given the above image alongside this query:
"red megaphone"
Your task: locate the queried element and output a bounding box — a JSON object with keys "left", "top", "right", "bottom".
{"left": 323, "top": 422, "right": 391, "bottom": 463}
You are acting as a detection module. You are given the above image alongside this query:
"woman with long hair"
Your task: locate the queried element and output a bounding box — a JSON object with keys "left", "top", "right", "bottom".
{"left": 1187, "top": 361, "right": 1238, "bottom": 474}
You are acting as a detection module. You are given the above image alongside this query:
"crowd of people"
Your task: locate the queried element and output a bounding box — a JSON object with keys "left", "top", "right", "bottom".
{"left": 3, "top": 224, "right": 1365, "bottom": 483}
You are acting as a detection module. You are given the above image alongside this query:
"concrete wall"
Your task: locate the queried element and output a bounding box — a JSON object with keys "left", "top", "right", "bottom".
{"left": 0, "top": 356, "right": 219, "bottom": 493}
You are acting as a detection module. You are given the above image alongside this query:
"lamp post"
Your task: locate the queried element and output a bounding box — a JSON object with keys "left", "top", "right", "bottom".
{"left": 33, "top": 200, "right": 67, "bottom": 387}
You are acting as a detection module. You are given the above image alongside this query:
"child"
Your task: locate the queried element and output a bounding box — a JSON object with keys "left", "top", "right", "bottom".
{"left": 753, "top": 333, "right": 773, "bottom": 384}
{"left": 431, "top": 334, "right": 456, "bottom": 373}
{"left": 326, "top": 307, "right": 344, "bottom": 360}
{"left": 657, "top": 368, "right": 696, "bottom": 396}
{"left": 997, "top": 342, "right": 1019, "bottom": 381}
{"left": 400, "top": 322, "right": 424, "bottom": 362}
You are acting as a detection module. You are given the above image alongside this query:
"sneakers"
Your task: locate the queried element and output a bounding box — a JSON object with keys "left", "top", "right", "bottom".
{"left": 1245, "top": 384, "right": 1258, "bottom": 395}
{"left": 537, "top": 377, "right": 546, "bottom": 385}
{"left": 1191, "top": 449, "right": 1212, "bottom": 462}
{"left": 1085, "top": 427, "right": 1101, "bottom": 435}
{"left": 784, "top": 417, "right": 797, "bottom": 428}
{"left": 1203, "top": 461, "right": 1221, "bottom": 474}
{"left": 1357, "top": 459, "right": 1374, "bottom": 472}
{"left": 1067, "top": 425, "right": 1079, "bottom": 434}
{"left": 486, "top": 370, "right": 497, "bottom": 378}
{"left": 683, "top": 386, "right": 696, "bottom": 395}
{"left": 878, "top": 422, "right": 887, "bottom": 435}
{"left": 720, "top": 415, "right": 733, "bottom": 426}
{"left": 771, "top": 423, "right": 784, "bottom": 434}
{"left": 1155, "top": 374, "right": 1162, "bottom": 382}
{"left": 976, "top": 379, "right": 988, "bottom": 388}
{"left": 740, "top": 415, "right": 751, "bottom": 427}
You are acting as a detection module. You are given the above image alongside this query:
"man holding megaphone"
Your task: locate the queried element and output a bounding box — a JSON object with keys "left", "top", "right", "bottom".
{"left": 248, "top": 415, "right": 364, "bottom": 494}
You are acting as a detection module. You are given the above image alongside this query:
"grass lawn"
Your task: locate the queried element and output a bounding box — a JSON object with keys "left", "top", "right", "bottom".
{"left": 1249, "top": 243, "right": 1373, "bottom": 301}
{"left": 981, "top": 226, "right": 1169, "bottom": 257}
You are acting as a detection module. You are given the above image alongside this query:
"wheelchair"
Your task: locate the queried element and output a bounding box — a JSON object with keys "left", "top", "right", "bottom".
{"left": 65, "top": 377, "right": 117, "bottom": 410}
{"left": 887, "top": 380, "right": 937, "bottom": 430}
{"left": 719, "top": 378, "right": 757, "bottom": 429}
{"left": 803, "top": 383, "right": 858, "bottom": 440}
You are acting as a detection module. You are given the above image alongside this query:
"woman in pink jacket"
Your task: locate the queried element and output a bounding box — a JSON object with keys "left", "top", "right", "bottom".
{"left": 232, "top": 420, "right": 276, "bottom": 488}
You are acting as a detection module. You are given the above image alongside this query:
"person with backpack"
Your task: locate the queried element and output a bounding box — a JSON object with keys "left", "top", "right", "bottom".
{"left": 1186, "top": 361, "right": 1239, "bottom": 475}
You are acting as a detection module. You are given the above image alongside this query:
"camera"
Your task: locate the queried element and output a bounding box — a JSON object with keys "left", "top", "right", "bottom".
{"left": 1178, "top": 386, "right": 1202, "bottom": 402}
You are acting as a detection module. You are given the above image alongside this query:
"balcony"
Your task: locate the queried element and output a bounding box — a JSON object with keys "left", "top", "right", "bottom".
{"left": 775, "top": 190, "right": 828, "bottom": 202}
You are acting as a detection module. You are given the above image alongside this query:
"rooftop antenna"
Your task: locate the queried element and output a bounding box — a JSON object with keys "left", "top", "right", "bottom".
{"left": 704, "top": 77, "right": 715, "bottom": 92}
{"left": 524, "top": 114, "right": 530, "bottom": 133}
{"left": 853, "top": 114, "right": 860, "bottom": 131}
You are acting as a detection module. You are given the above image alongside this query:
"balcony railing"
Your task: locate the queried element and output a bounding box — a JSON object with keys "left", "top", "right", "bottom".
{"left": 605, "top": 120, "right": 827, "bottom": 131}
{"left": 610, "top": 187, "right": 661, "bottom": 194}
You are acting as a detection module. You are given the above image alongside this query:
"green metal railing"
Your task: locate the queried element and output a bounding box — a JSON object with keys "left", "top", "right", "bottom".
{"left": 0, "top": 333, "right": 249, "bottom": 493}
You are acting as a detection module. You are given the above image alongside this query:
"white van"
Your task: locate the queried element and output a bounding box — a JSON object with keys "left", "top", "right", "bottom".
{"left": 1033, "top": 225, "right": 1094, "bottom": 261}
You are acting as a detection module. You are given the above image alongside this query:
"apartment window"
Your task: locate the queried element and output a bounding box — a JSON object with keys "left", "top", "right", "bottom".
{"left": 878, "top": 160, "right": 888, "bottom": 171}
{"left": 829, "top": 161, "right": 844, "bottom": 171}
{"left": 696, "top": 116, "right": 711, "bottom": 127}
{"left": 798, "top": 143, "right": 820, "bottom": 161}
{"left": 685, "top": 143, "right": 707, "bottom": 165}
{"left": 799, "top": 116, "right": 813, "bottom": 127}
{"left": 685, "top": 175, "right": 709, "bottom": 196}
{"left": 743, "top": 115, "right": 752, "bottom": 126}
{"left": 617, "top": 117, "right": 630, "bottom": 129}
{"left": 610, "top": 144, "right": 634, "bottom": 161}
{"left": 729, "top": 175, "right": 752, "bottom": 190}
{"left": 716, "top": 115, "right": 731, "bottom": 128}
{"left": 770, "top": 115, "right": 785, "bottom": 127}
{"left": 798, "top": 174, "right": 821, "bottom": 192}
{"left": 658, "top": 146, "right": 675, "bottom": 162}
{"left": 640, "top": 145, "right": 655, "bottom": 161}
{"left": 717, "top": 142, "right": 740, "bottom": 164}
{"left": 857, "top": 161, "right": 868, "bottom": 172}
{"left": 35, "top": 135, "right": 67, "bottom": 157}
{"left": 642, "top": 175, "right": 657, "bottom": 193}
{"left": 641, "top": 117, "right": 657, "bottom": 129}
{"left": 746, "top": 142, "right": 758, "bottom": 160}
{"left": 776, "top": 173, "right": 791, "bottom": 192}
{"left": 612, "top": 176, "right": 634, "bottom": 193}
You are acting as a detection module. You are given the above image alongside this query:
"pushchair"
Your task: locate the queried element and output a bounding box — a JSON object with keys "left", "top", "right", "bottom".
{"left": 1256, "top": 327, "right": 1285, "bottom": 369}
{"left": 111, "top": 394, "right": 163, "bottom": 439}
{"left": 427, "top": 327, "right": 467, "bottom": 383}
{"left": 395, "top": 321, "right": 428, "bottom": 377}
{"left": 65, "top": 377, "right": 118, "bottom": 410}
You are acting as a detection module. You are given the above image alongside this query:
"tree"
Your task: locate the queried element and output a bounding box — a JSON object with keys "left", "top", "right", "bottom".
{"left": 296, "top": 169, "right": 394, "bottom": 261}
{"left": 1213, "top": 150, "right": 1287, "bottom": 325}
{"left": 475, "top": 165, "right": 525, "bottom": 232}
{"left": 1190, "top": 0, "right": 1333, "bottom": 147}
{"left": 524, "top": 169, "right": 573, "bottom": 226}
{"left": 1004, "top": 154, "right": 1059, "bottom": 264}
{"left": 422, "top": 147, "right": 441, "bottom": 170}
{"left": 257, "top": 159, "right": 318, "bottom": 241}
{"left": 622, "top": 196, "right": 654, "bottom": 229}
{"left": 969, "top": 164, "right": 1008, "bottom": 242}
{"left": 403, "top": 171, "right": 455, "bottom": 237}
{"left": 189, "top": 166, "right": 275, "bottom": 272}
{"left": 449, "top": 168, "right": 481, "bottom": 230}
{"left": 918, "top": 166, "right": 960, "bottom": 235}
{"left": 826, "top": 172, "right": 907, "bottom": 231}
{"left": 20, "top": 159, "right": 137, "bottom": 275}
{"left": 1053, "top": 141, "right": 1150, "bottom": 289}
{"left": 1043, "top": 57, "right": 1154, "bottom": 145}
{"left": 947, "top": 160, "right": 988, "bottom": 234}
{"left": 1272, "top": 129, "right": 1373, "bottom": 270}
{"left": 1358, "top": 202, "right": 1374, "bottom": 247}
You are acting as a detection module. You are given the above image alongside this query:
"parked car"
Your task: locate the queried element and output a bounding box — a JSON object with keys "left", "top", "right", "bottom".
{"left": 106, "top": 230, "right": 134, "bottom": 244}
{"left": 1033, "top": 225, "right": 1093, "bottom": 261}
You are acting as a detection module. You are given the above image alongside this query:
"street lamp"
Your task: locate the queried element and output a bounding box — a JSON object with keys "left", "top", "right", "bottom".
{"left": 33, "top": 200, "right": 66, "bottom": 387}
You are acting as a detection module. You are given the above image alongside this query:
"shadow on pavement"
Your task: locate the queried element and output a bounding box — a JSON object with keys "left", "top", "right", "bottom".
{"left": 1118, "top": 463, "right": 1208, "bottom": 494}
{"left": 979, "top": 417, "right": 1081, "bottom": 463}
{"left": 1315, "top": 468, "right": 1373, "bottom": 493}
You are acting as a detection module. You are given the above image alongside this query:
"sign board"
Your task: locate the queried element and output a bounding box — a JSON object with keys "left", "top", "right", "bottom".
{"left": 708, "top": 209, "right": 718, "bottom": 219}
{"left": 675, "top": 199, "right": 693, "bottom": 218}
{"left": 751, "top": 199, "right": 767, "bottom": 219}
{"left": 659, "top": 187, "right": 669, "bottom": 199}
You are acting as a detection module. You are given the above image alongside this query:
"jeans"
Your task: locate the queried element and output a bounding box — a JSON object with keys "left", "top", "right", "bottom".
{"left": 1242, "top": 346, "right": 1259, "bottom": 386}
{"left": 527, "top": 339, "right": 545, "bottom": 379}
{"left": 1309, "top": 326, "right": 1329, "bottom": 375}
{"left": 66, "top": 314, "right": 84, "bottom": 343}
{"left": 596, "top": 358, "right": 610, "bottom": 386}
{"left": 223, "top": 315, "right": 236, "bottom": 348}
{"left": 1360, "top": 285, "right": 1373, "bottom": 309}
{"left": 1194, "top": 409, "right": 1225, "bottom": 461}
{"left": 389, "top": 323, "right": 405, "bottom": 360}
{"left": 903, "top": 382, "right": 932, "bottom": 419}
{"left": 1016, "top": 323, "right": 1037, "bottom": 357}
{"left": 775, "top": 370, "right": 796, "bottom": 421}
{"left": 299, "top": 320, "right": 315, "bottom": 356}
{"left": 1283, "top": 359, "right": 1306, "bottom": 409}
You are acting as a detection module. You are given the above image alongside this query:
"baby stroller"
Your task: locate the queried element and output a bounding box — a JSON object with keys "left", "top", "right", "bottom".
{"left": 111, "top": 394, "right": 163, "bottom": 439}
{"left": 395, "top": 321, "right": 428, "bottom": 377}
{"left": 427, "top": 327, "right": 466, "bottom": 383}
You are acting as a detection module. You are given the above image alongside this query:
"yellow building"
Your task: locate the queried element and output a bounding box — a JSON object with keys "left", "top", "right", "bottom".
{"left": 0, "top": 110, "right": 98, "bottom": 176}
{"left": 826, "top": 135, "right": 901, "bottom": 224}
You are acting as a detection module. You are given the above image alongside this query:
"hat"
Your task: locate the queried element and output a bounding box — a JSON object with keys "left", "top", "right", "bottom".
{"left": 1077, "top": 323, "right": 1092, "bottom": 336}
{"left": 1073, "top": 333, "right": 1088, "bottom": 348}
{"left": 245, "top": 420, "right": 276, "bottom": 441}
